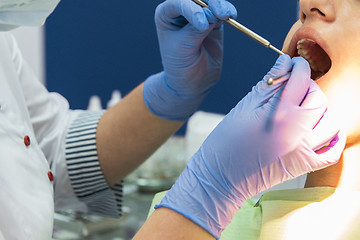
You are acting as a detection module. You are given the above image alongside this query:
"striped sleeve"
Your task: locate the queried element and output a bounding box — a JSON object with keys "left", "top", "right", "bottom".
{"left": 65, "top": 111, "right": 123, "bottom": 218}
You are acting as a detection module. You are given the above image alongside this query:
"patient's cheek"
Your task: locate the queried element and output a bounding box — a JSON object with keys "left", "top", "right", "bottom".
{"left": 282, "top": 20, "right": 302, "bottom": 53}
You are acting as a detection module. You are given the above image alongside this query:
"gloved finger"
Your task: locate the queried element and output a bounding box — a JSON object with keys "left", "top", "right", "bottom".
{"left": 202, "top": 24, "right": 223, "bottom": 59}
{"left": 208, "top": 0, "right": 237, "bottom": 21}
{"left": 157, "top": 0, "right": 209, "bottom": 31}
{"left": 280, "top": 56, "right": 311, "bottom": 106}
{"left": 181, "top": 18, "right": 216, "bottom": 42}
{"left": 295, "top": 80, "right": 328, "bottom": 129}
{"left": 315, "top": 129, "right": 346, "bottom": 167}
{"left": 305, "top": 106, "right": 344, "bottom": 154}
{"left": 237, "top": 55, "right": 293, "bottom": 114}
{"left": 254, "top": 54, "right": 292, "bottom": 96}
{"left": 305, "top": 129, "right": 345, "bottom": 172}
{"left": 203, "top": 8, "right": 218, "bottom": 25}
{"left": 266, "top": 54, "right": 292, "bottom": 79}
{"left": 239, "top": 55, "right": 292, "bottom": 112}
{"left": 268, "top": 80, "right": 326, "bottom": 136}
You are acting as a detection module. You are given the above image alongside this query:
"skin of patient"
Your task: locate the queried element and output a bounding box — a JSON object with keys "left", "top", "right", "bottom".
{"left": 281, "top": 0, "right": 360, "bottom": 191}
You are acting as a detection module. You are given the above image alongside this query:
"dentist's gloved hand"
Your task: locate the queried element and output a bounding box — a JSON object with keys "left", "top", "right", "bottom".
{"left": 156, "top": 55, "right": 345, "bottom": 239}
{"left": 143, "top": 0, "right": 237, "bottom": 121}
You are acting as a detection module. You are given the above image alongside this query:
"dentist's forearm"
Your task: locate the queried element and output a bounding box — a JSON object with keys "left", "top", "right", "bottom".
{"left": 96, "top": 83, "right": 183, "bottom": 186}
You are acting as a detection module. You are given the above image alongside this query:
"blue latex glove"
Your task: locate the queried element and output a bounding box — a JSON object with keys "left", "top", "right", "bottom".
{"left": 156, "top": 55, "right": 345, "bottom": 239}
{"left": 143, "top": 0, "right": 237, "bottom": 121}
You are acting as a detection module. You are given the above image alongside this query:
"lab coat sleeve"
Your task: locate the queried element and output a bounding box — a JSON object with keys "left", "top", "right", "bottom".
{"left": 6, "top": 33, "right": 123, "bottom": 218}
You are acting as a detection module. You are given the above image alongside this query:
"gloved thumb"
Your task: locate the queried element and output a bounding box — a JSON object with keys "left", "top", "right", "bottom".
{"left": 256, "top": 54, "right": 292, "bottom": 93}
{"left": 281, "top": 57, "right": 311, "bottom": 106}
{"left": 265, "top": 54, "right": 292, "bottom": 79}
{"left": 245, "top": 54, "right": 292, "bottom": 110}
{"left": 156, "top": 0, "right": 209, "bottom": 31}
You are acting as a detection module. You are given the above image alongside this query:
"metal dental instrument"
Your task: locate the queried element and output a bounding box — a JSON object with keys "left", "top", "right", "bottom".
{"left": 192, "top": 0, "right": 284, "bottom": 55}
{"left": 266, "top": 73, "right": 291, "bottom": 86}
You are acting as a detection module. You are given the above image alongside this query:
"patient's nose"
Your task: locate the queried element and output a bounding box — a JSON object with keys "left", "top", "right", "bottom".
{"left": 299, "top": 0, "right": 336, "bottom": 23}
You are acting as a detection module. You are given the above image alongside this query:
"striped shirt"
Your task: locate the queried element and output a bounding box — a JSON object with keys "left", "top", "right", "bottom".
{"left": 65, "top": 111, "right": 122, "bottom": 217}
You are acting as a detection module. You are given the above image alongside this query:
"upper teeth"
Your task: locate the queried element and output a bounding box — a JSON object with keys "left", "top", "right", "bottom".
{"left": 297, "top": 38, "right": 316, "bottom": 45}
{"left": 297, "top": 38, "right": 321, "bottom": 72}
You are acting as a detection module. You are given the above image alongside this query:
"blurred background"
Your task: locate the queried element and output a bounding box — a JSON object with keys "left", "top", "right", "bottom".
{"left": 12, "top": 0, "right": 299, "bottom": 239}
{"left": 14, "top": 0, "right": 298, "bottom": 134}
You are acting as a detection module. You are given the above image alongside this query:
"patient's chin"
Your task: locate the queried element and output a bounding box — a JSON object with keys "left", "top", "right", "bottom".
{"left": 344, "top": 130, "right": 360, "bottom": 149}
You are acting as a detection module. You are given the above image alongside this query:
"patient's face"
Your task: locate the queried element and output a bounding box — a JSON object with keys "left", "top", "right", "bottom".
{"left": 282, "top": 0, "right": 360, "bottom": 146}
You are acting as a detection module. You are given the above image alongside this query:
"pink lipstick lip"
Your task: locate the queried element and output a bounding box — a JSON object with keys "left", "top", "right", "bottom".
{"left": 285, "top": 26, "right": 331, "bottom": 60}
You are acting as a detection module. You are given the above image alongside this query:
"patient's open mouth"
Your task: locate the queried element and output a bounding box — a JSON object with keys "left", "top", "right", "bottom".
{"left": 295, "top": 38, "right": 332, "bottom": 80}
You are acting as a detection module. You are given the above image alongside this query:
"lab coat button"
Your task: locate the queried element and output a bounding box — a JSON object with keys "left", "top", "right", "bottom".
{"left": 48, "top": 171, "right": 54, "bottom": 182}
{"left": 24, "top": 136, "right": 30, "bottom": 146}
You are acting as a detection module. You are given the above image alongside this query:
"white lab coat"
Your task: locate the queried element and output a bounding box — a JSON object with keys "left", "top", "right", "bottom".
{"left": 0, "top": 32, "right": 121, "bottom": 239}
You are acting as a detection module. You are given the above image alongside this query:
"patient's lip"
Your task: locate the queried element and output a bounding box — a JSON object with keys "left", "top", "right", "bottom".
{"left": 286, "top": 26, "right": 331, "bottom": 60}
